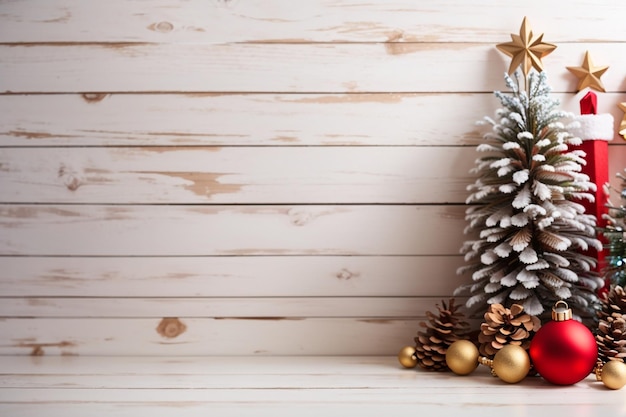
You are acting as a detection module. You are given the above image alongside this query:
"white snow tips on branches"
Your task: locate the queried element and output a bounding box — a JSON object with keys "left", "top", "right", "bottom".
{"left": 455, "top": 71, "right": 603, "bottom": 324}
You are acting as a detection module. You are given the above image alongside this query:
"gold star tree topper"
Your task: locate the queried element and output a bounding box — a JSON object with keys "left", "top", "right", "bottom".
{"left": 619, "top": 102, "right": 626, "bottom": 140}
{"left": 566, "top": 51, "right": 609, "bottom": 92}
{"left": 496, "top": 17, "right": 557, "bottom": 76}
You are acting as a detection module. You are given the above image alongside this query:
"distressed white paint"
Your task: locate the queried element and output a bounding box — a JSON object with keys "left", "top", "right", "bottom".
{"left": 0, "top": 0, "right": 625, "bottom": 366}
{"left": 0, "top": 256, "right": 465, "bottom": 297}
{"left": 0, "top": 205, "right": 468, "bottom": 255}
{"left": 0, "top": 147, "right": 477, "bottom": 204}
{"left": 0, "top": 93, "right": 492, "bottom": 146}
{"left": 1, "top": 93, "right": 625, "bottom": 147}
{"left": 0, "top": 318, "right": 420, "bottom": 356}
{"left": 1, "top": 0, "right": 625, "bottom": 43}
{"left": 0, "top": 296, "right": 467, "bottom": 318}
{"left": 2, "top": 146, "right": 625, "bottom": 204}
{"left": 2, "top": 43, "right": 626, "bottom": 93}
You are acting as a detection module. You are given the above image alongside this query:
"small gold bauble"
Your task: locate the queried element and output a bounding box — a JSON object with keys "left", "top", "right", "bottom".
{"left": 601, "top": 360, "right": 626, "bottom": 390}
{"left": 446, "top": 340, "right": 479, "bottom": 375}
{"left": 398, "top": 346, "right": 417, "bottom": 369}
{"left": 492, "top": 344, "right": 530, "bottom": 384}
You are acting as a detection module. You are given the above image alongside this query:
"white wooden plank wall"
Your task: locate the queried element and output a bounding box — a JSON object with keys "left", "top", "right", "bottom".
{"left": 0, "top": 0, "right": 625, "bottom": 356}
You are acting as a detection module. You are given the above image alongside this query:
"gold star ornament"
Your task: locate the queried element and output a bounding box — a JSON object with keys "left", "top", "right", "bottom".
{"left": 619, "top": 102, "right": 626, "bottom": 140}
{"left": 566, "top": 51, "right": 609, "bottom": 93}
{"left": 496, "top": 17, "right": 557, "bottom": 76}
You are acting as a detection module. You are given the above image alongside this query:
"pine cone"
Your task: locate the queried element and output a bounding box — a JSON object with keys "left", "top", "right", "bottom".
{"left": 597, "top": 286, "right": 626, "bottom": 363}
{"left": 598, "top": 286, "right": 626, "bottom": 320}
{"left": 478, "top": 303, "right": 541, "bottom": 357}
{"left": 414, "top": 298, "right": 471, "bottom": 371}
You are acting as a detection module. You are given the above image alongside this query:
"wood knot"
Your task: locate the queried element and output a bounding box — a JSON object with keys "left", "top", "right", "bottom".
{"left": 287, "top": 208, "right": 314, "bottom": 226}
{"left": 31, "top": 346, "right": 45, "bottom": 356}
{"left": 387, "top": 30, "right": 405, "bottom": 42}
{"left": 150, "top": 21, "right": 174, "bottom": 33}
{"left": 157, "top": 318, "right": 187, "bottom": 339}
{"left": 58, "top": 164, "right": 82, "bottom": 191}
{"left": 336, "top": 268, "right": 357, "bottom": 280}
{"left": 81, "top": 93, "right": 109, "bottom": 103}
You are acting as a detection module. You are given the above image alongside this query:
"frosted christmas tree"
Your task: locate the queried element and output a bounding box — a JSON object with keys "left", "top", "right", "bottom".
{"left": 455, "top": 18, "right": 604, "bottom": 324}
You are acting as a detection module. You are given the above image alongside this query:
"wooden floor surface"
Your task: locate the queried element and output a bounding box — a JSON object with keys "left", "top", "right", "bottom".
{"left": 1, "top": 356, "right": 625, "bottom": 416}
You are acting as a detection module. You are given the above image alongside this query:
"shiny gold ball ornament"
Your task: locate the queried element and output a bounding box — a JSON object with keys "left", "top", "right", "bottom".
{"left": 491, "top": 345, "right": 531, "bottom": 383}
{"left": 597, "top": 361, "right": 626, "bottom": 390}
{"left": 398, "top": 346, "right": 417, "bottom": 369}
{"left": 446, "top": 340, "right": 479, "bottom": 375}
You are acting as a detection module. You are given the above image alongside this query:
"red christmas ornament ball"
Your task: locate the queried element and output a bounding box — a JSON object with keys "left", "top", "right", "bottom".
{"left": 529, "top": 302, "right": 597, "bottom": 385}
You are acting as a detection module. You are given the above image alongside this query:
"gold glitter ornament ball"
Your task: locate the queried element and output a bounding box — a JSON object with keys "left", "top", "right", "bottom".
{"left": 398, "top": 346, "right": 417, "bottom": 369}
{"left": 601, "top": 361, "right": 626, "bottom": 390}
{"left": 446, "top": 340, "right": 479, "bottom": 375}
{"left": 492, "top": 344, "right": 531, "bottom": 383}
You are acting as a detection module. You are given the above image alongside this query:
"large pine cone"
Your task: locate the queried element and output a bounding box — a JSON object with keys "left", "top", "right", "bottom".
{"left": 478, "top": 303, "right": 541, "bottom": 357}
{"left": 414, "top": 298, "right": 470, "bottom": 371}
{"left": 597, "top": 285, "right": 626, "bottom": 363}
